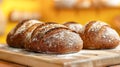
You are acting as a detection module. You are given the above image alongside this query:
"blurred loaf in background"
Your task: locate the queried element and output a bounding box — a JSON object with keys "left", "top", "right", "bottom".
{"left": 0, "top": 10, "right": 6, "bottom": 35}
{"left": 0, "top": 0, "right": 6, "bottom": 36}
{"left": 111, "top": 15, "right": 120, "bottom": 35}
{"left": 9, "top": 10, "right": 40, "bottom": 22}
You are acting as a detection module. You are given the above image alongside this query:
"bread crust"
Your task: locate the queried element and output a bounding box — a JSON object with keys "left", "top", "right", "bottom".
{"left": 7, "top": 20, "right": 83, "bottom": 54}
{"left": 82, "top": 21, "right": 120, "bottom": 49}
{"left": 7, "top": 20, "right": 43, "bottom": 48}
{"left": 26, "top": 28, "right": 83, "bottom": 54}
{"left": 64, "top": 21, "right": 83, "bottom": 36}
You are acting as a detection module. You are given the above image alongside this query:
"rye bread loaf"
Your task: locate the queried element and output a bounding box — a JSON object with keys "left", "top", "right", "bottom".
{"left": 82, "top": 21, "right": 120, "bottom": 49}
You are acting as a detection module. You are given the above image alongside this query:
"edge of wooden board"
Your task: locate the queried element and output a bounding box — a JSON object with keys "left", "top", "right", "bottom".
{"left": 0, "top": 45, "right": 120, "bottom": 67}
{"left": 0, "top": 49, "right": 63, "bottom": 67}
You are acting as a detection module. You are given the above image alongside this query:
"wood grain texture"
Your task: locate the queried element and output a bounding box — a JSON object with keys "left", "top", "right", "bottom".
{"left": 0, "top": 44, "right": 120, "bottom": 67}
{"left": 0, "top": 60, "right": 27, "bottom": 67}
{"left": 108, "top": 65, "right": 120, "bottom": 67}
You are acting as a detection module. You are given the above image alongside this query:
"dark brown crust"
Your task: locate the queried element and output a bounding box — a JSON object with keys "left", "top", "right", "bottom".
{"left": 84, "top": 21, "right": 96, "bottom": 33}
{"left": 25, "top": 24, "right": 68, "bottom": 51}
{"left": 42, "top": 28, "right": 83, "bottom": 53}
{"left": 31, "top": 24, "right": 67, "bottom": 41}
{"left": 30, "top": 23, "right": 49, "bottom": 41}
{"left": 46, "top": 27, "right": 70, "bottom": 35}
{"left": 13, "top": 19, "right": 30, "bottom": 34}
{"left": 7, "top": 31, "right": 26, "bottom": 48}
{"left": 25, "top": 28, "right": 68, "bottom": 52}
{"left": 6, "top": 20, "right": 30, "bottom": 48}
{"left": 46, "top": 22, "right": 57, "bottom": 24}
{"left": 24, "top": 23, "right": 43, "bottom": 47}
{"left": 25, "top": 28, "right": 83, "bottom": 53}
{"left": 7, "top": 20, "right": 43, "bottom": 48}
{"left": 96, "top": 26, "right": 119, "bottom": 49}
{"left": 63, "top": 21, "right": 77, "bottom": 25}
{"left": 82, "top": 21, "right": 120, "bottom": 49}
{"left": 31, "top": 23, "right": 50, "bottom": 39}
{"left": 7, "top": 20, "right": 83, "bottom": 54}
{"left": 81, "top": 21, "right": 97, "bottom": 49}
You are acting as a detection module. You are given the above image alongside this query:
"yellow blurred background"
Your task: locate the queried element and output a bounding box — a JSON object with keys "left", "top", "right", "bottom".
{"left": 0, "top": 0, "right": 120, "bottom": 44}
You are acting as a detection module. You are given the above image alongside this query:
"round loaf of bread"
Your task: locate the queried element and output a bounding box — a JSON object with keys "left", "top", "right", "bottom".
{"left": 7, "top": 20, "right": 83, "bottom": 54}
{"left": 82, "top": 21, "right": 120, "bottom": 49}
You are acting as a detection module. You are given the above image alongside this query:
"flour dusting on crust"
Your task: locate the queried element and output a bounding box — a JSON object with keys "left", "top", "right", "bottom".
{"left": 102, "top": 27, "right": 120, "bottom": 42}
{"left": 68, "top": 24, "right": 83, "bottom": 33}
{"left": 44, "top": 30, "right": 83, "bottom": 49}
{"left": 14, "top": 20, "right": 42, "bottom": 35}
{"left": 25, "top": 24, "right": 43, "bottom": 43}
{"left": 88, "top": 21, "right": 108, "bottom": 32}
{"left": 32, "top": 24, "right": 67, "bottom": 42}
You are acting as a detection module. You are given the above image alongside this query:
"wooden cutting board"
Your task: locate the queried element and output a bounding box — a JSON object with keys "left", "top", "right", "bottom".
{"left": 0, "top": 44, "right": 120, "bottom": 67}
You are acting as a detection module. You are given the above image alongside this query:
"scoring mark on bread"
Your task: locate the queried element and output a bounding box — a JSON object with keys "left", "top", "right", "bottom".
{"left": 32, "top": 24, "right": 67, "bottom": 42}
{"left": 88, "top": 21, "right": 108, "bottom": 32}
{"left": 14, "top": 20, "right": 42, "bottom": 36}
{"left": 25, "top": 23, "right": 44, "bottom": 44}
